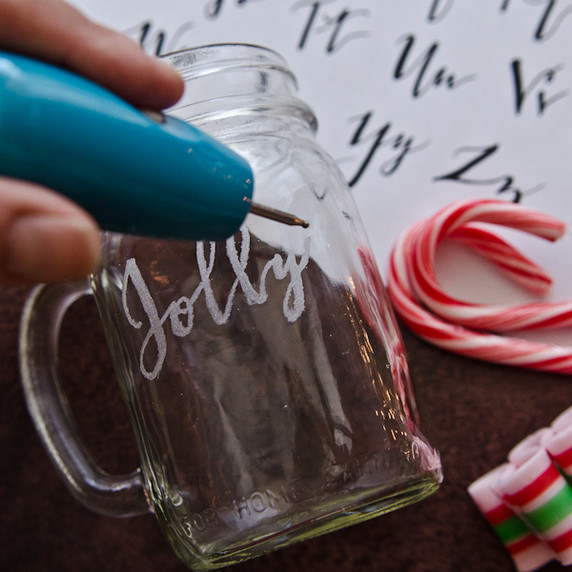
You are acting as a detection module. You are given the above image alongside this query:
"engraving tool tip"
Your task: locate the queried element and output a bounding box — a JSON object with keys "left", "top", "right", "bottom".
{"left": 246, "top": 200, "right": 310, "bottom": 229}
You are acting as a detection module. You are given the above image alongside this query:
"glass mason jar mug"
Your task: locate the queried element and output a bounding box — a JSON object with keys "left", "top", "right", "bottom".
{"left": 19, "top": 44, "right": 442, "bottom": 570}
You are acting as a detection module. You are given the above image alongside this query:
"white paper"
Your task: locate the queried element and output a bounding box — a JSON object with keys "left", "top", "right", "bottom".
{"left": 68, "top": 0, "right": 572, "bottom": 343}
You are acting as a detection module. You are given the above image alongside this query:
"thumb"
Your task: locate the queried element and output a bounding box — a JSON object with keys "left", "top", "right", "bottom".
{"left": 0, "top": 177, "right": 100, "bottom": 283}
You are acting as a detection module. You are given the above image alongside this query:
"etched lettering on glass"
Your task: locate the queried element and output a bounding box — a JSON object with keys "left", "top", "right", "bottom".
{"left": 122, "top": 229, "right": 311, "bottom": 381}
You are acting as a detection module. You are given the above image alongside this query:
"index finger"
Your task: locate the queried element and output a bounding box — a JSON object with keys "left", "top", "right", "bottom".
{"left": 0, "top": 0, "right": 184, "bottom": 110}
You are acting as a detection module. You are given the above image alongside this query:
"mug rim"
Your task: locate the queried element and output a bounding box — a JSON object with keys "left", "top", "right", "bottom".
{"left": 160, "top": 43, "right": 291, "bottom": 76}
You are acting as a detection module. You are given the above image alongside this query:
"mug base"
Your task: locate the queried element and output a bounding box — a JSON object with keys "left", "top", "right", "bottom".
{"left": 163, "top": 472, "right": 442, "bottom": 571}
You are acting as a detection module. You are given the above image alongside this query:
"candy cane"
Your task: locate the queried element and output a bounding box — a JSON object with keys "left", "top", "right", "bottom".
{"left": 409, "top": 199, "right": 570, "bottom": 331}
{"left": 449, "top": 223, "right": 553, "bottom": 295}
{"left": 387, "top": 198, "right": 572, "bottom": 374}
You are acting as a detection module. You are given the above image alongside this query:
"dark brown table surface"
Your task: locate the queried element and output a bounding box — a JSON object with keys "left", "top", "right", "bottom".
{"left": 1, "top": 284, "right": 571, "bottom": 572}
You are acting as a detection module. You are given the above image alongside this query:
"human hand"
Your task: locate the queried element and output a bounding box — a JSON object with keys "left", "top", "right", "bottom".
{"left": 0, "top": 0, "right": 184, "bottom": 283}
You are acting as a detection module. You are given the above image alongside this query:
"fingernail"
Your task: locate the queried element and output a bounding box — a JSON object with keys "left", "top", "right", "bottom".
{"left": 5, "top": 215, "right": 100, "bottom": 282}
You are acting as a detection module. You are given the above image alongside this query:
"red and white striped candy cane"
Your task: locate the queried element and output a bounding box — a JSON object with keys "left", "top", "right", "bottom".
{"left": 410, "top": 199, "right": 570, "bottom": 331}
{"left": 448, "top": 223, "right": 553, "bottom": 295}
{"left": 387, "top": 198, "right": 572, "bottom": 374}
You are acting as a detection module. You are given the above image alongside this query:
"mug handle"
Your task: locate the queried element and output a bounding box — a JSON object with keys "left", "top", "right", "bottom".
{"left": 18, "top": 280, "right": 149, "bottom": 517}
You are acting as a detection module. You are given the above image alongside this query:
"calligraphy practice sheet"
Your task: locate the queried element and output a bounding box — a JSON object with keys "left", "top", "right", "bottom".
{"left": 71, "top": 0, "right": 572, "bottom": 344}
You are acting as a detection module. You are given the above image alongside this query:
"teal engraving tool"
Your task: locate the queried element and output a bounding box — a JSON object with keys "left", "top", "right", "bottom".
{"left": 0, "top": 50, "right": 308, "bottom": 241}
